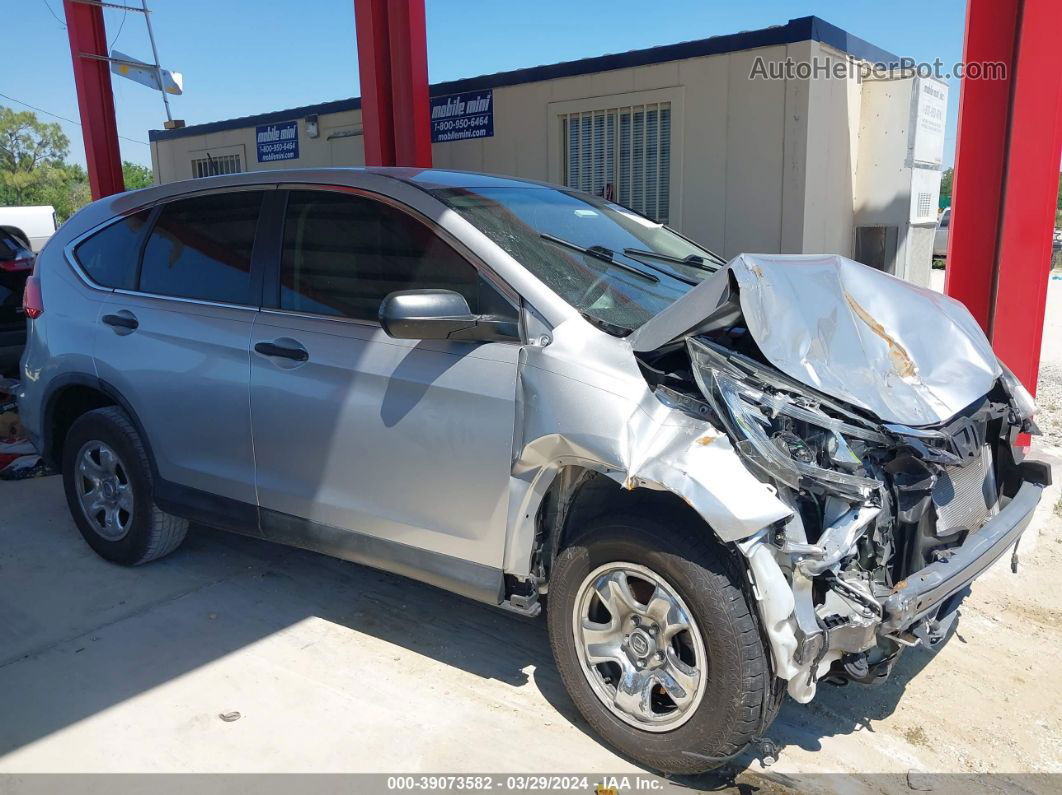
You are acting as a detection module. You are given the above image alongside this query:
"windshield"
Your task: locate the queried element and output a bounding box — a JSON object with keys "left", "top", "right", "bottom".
{"left": 432, "top": 186, "right": 724, "bottom": 332}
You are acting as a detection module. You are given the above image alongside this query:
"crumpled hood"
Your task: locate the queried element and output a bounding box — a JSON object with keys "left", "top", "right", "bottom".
{"left": 629, "top": 253, "right": 1001, "bottom": 427}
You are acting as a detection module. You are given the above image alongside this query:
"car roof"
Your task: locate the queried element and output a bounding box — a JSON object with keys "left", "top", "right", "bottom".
{"left": 368, "top": 167, "right": 554, "bottom": 191}
{"left": 95, "top": 167, "right": 556, "bottom": 222}
{"left": 142, "top": 167, "right": 552, "bottom": 195}
{"left": 59, "top": 167, "right": 568, "bottom": 258}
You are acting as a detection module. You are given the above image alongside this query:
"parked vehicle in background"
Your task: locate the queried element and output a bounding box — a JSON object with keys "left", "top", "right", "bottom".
{"left": 933, "top": 206, "right": 950, "bottom": 258}
{"left": 0, "top": 205, "right": 58, "bottom": 253}
{"left": 936, "top": 209, "right": 1059, "bottom": 269}
{"left": 0, "top": 228, "right": 34, "bottom": 374}
{"left": 15, "top": 169, "right": 1049, "bottom": 773}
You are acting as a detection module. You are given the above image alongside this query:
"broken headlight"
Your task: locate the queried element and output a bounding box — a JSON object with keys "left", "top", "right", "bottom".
{"left": 689, "top": 340, "right": 885, "bottom": 499}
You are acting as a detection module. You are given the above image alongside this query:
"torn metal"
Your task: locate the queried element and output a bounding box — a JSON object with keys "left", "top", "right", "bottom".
{"left": 630, "top": 253, "right": 1002, "bottom": 426}
{"left": 507, "top": 252, "right": 1045, "bottom": 704}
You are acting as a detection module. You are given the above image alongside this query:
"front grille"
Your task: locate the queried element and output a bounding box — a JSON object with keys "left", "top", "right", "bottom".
{"left": 932, "top": 445, "right": 998, "bottom": 535}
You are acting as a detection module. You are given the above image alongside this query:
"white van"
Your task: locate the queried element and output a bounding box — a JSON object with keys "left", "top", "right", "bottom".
{"left": 933, "top": 207, "right": 950, "bottom": 258}
{"left": 0, "top": 206, "right": 58, "bottom": 252}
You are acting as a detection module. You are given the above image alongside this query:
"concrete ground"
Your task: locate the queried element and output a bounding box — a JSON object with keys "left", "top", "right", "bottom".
{"left": 1033, "top": 272, "right": 1062, "bottom": 446}
{"left": 2, "top": 465, "right": 1060, "bottom": 790}
{"left": 0, "top": 272, "right": 1058, "bottom": 791}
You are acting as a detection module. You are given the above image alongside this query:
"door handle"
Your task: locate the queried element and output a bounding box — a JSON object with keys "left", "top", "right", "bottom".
{"left": 255, "top": 341, "right": 309, "bottom": 362}
{"left": 102, "top": 313, "right": 138, "bottom": 330}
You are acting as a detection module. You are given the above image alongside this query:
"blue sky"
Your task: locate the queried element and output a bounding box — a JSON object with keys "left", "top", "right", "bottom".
{"left": 7, "top": 0, "right": 966, "bottom": 169}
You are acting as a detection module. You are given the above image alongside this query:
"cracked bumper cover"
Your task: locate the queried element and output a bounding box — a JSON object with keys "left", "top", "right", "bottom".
{"left": 881, "top": 479, "right": 1043, "bottom": 633}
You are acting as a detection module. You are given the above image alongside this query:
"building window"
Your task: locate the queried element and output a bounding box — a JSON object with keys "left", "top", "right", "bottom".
{"left": 560, "top": 102, "right": 671, "bottom": 224}
{"left": 191, "top": 153, "right": 243, "bottom": 178}
{"left": 916, "top": 191, "right": 933, "bottom": 220}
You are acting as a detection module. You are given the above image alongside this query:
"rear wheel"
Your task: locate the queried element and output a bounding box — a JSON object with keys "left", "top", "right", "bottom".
{"left": 62, "top": 406, "right": 187, "bottom": 565}
{"left": 547, "top": 512, "right": 775, "bottom": 773}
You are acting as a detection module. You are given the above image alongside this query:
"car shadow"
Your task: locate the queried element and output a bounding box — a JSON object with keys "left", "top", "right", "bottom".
{"left": 0, "top": 510, "right": 951, "bottom": 777}
{"left": 0, "top": 514, "right": 578, "bottom": 757}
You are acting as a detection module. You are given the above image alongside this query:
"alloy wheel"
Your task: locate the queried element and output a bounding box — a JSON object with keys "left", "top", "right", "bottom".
{"left": 572, "top": 562, "right": 708, "bottom": 732}
{"left": 75, "top": 440, "right": 134, "bottom": 541}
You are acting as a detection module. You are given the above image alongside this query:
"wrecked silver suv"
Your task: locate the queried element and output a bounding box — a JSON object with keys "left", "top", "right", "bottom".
{"left": 18, "top": 169, "right": 1049, "bottom": 773}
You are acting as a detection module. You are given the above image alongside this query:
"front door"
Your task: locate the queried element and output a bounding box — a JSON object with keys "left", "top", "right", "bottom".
{"left": 249, "top": 188, "right": 521, "bottom": 571}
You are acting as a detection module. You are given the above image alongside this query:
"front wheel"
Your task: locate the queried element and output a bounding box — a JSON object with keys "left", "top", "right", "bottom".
{"left": 547, "top": 512, "right": 776, "bottom": 774}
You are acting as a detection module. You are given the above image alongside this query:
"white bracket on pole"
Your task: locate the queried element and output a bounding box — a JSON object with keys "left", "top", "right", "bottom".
{"left": 73, "top": 0, "right": 179, "bottom": 124}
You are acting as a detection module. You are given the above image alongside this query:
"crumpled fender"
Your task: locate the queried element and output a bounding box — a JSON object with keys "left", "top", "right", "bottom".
{"left": 618, "top": 393, "right": 794, "bottom": 537}
{"left": 502, "top": 324, "right": 792, "bottom": 576}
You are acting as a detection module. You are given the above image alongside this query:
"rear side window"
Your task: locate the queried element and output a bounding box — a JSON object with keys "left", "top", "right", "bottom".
{"left": 73, "top": 210, "right": 152, "bottom": 289}
{"left": 279, "top": 190, "right": 481, "bottom": 321}
{"left": 140, "top": 191, "right": 263, "bottom": 305}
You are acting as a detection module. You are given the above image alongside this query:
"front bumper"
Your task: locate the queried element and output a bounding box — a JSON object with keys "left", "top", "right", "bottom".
{"left": 881, "top": 479, "right": 1044, "bottom": 633}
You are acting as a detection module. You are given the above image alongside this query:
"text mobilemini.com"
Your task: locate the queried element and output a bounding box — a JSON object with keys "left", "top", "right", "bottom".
{"left": 749, "top": 55, "right": 1008, "bottom": 82}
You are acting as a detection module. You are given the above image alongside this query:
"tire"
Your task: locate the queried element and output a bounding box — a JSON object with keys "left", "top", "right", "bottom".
{"left": 62, "top": 406, "right": 188, "bottom": 566}
{"left": 547, "top": 511, "right": 775, "bottom": 774}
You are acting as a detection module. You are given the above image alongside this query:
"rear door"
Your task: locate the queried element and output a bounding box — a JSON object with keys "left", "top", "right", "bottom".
{"left": 249, "top": 187, "right": 521, "bottom": 568}
{"left": 91, "top": 188, "right": 270, "bottom": 508}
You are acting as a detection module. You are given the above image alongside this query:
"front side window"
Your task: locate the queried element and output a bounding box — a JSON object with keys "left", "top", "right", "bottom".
{"left": 279, "top": 190, "right": 487, "bottom": 322}
{"left": 73, "top": 210, "right": 152, "bottom": 289}
{"left": 140, "top": 191, "right": 262, "bottom": 305}
{"left": 434, "top": 185, "right": 721, "bottom": 332}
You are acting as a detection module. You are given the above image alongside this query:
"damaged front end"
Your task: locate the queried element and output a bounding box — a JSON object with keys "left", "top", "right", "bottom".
{"left": 633, "top": 254, "right": 1049, "bottom": 702}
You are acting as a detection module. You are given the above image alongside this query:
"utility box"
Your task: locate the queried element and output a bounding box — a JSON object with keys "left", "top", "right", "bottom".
{"left": 854, "top": 75, "right": 948, "bottom": 285}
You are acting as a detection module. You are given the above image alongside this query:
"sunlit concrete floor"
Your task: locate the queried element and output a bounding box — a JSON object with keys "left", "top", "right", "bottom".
{"left": 1, "top": 469, "right": 1060, "bottom": 786}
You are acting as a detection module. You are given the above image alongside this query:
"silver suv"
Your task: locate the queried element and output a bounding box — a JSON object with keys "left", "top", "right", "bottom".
{"left": 17, "top": 169, "right": 1048, "bottom": 772}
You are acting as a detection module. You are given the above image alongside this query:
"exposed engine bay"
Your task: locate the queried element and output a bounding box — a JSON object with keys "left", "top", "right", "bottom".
{"left": 629, "top": 254, "right": 1050, "bottom": 701}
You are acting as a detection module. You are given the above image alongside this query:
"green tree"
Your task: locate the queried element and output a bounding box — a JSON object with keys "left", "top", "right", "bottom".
{"left": 36, "top": 163, "right": 91, "bottom": 223}
{"left": 0, "top": 107, "right": 70, "bottom": 205}
{"left": 0, "top": 106, "right": 98, "bottom": 222}
{"left": 1056, "top": 172, "right": 1062, "bottom": 229}
{"left": 939, "top": 167, "right": 954, "bottom": 209}
{"left": 122, "top": 160, "right": 154, "bottom": 190}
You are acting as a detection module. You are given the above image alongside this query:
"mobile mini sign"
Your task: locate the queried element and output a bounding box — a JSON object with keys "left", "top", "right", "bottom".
{"left": 256, "top": 121, "right": 299, "bottom": 163}
{"left": 430, "top": 90, "right": 494, "bottom": 143}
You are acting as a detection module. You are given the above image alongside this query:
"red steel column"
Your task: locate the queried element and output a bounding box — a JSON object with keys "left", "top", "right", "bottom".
{"left": 354, "top": 0, "right": 395, "bottom": 166}
{"left": 989, "top": 0, "right": 1062, "bottom": 395}
{"left": 64, "top": 0, "right": 124, "bottom": 199}
{"left": 353, "top": 0, "right": 431, "bottom": 167}
{"left": 947, "top": 0, "right": 1062, "bottom": 397}
{"left": 944, "top": 0, "right": 1019, "bottom": 328}
{"left": 386, "top": 0, "right": 432, "bottom": 167}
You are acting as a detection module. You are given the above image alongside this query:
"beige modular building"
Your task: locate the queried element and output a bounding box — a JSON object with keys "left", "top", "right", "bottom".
{"left": 149, "top": 15, "right": 946, "bottom": 285}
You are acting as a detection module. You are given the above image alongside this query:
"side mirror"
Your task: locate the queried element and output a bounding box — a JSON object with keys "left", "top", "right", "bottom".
{"left": 379, "top": 289, "right": 519, "bottom": 342}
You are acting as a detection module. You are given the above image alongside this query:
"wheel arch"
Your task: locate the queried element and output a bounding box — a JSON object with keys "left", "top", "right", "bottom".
{"left": 42, "top": 375, "right": 158, "bottom": 479}
{"left": 530, "top": 464, "right": 730, "bottom": 587}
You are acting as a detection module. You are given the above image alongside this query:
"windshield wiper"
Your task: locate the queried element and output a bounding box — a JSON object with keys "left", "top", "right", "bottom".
{"left": 540, "top": 233, "right": 659, "bottom": 283}
{"left": 579, "top": 312, "right": 632, "bottom": 337}
{"left": 622, "top": 247, "right": 724, "bottom": 270}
